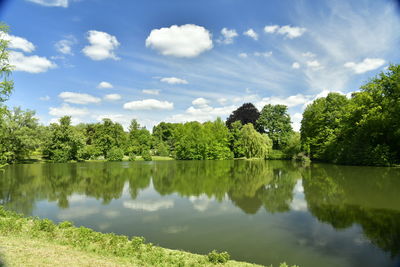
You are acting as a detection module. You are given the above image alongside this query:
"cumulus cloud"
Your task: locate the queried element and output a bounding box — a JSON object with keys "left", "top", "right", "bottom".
{"left": 104, "top": 94, "right": 121, "bottom": 101}
{"left": 344, "top": 58, "right": 385, "bottom": 74}
{"left": 218, "top": 28, "right": 238, "bottom": 44}
{"left": 59, "top": 92, "right": 101, "bottom": 104}
{"left": 160, "top": 77, "right": 188, "bottom": 84}
{"left": 26, "top": 0, "right": 68, "bottom": 7}
{"left": 192, "top": 97, "right": 209, "bottom": 107}
{"left": 218, "top": 98, "right": 228, "bottom": 105}
{"left": 291, "top": 113, "right": 303, "bottom": 132}
{"left": 257, "top": 94, "right": 311, "bottom": 108}
{"left": 244, "top": 29, "right": 258, "bottom": 40}
{"left": 2, "top": 33, "right": 35, "bottom": 52}
{"left": 97, "top": 81, "right": 113, "bottom": 89}
{"left": 123, "top": 99, "right": 174, "bottom": 110}
{"left": 49, "top": 103, "right": 88, "bottom": 117}
{"left": 302, "top": 51, "right": 316, "bottom": 58}
{"left": 55, "top": 36, "right": 76, "bottom": 55}
{"left": 264, "top": 25, "right": 306, "bottom": 39}
{"left": 9, "top": 51, "right": 56, "bottom": 73}
{"left": 292, "top": 62, "right": 300, "bottom": 69}
{"left": 306, "top": 60, "right": 322, "bottom": 70}
{"left": 142, "top": 89, "right": 160, "bottom": 95}
{"left": 238, "top": 53, "right": 248, "bottom": 58}
{"left": 145, "top": 24, "right": 213, "bottom": 58}
{"left": 167, "top": 102, "right": 235, "bottom": 123}
{"left": 82, "top": 30, "right": 120, "bottom": 60}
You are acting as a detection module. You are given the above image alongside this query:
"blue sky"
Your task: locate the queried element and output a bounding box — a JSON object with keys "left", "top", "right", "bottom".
{"left": 1, "top": 0, "right": 400, "bottom": 130}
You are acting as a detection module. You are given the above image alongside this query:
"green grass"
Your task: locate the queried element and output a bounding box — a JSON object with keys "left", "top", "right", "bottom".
{"left": 0, "top": 206, "right": 298, "bottom": 267}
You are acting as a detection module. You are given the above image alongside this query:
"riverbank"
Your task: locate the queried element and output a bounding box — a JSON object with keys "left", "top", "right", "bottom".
{"left": 0, "top": 206, "right": 297, "bottom": 267}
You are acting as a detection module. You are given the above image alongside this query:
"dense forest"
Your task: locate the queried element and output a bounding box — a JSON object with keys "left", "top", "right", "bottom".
{"left": 1, "top": 24, "right": 399, "bottom": 166}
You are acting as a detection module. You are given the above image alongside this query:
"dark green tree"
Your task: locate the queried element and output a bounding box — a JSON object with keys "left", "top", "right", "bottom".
{"left": 93, "top": 118, "right": 126, "bottom": 159}
{"left": 226, "top": 103, "right": 260, "bottom": 129}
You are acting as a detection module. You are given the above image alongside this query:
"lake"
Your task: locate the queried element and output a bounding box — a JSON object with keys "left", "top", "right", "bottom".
{"left": 0, "top": 160, "right": 399, "bottom": 267}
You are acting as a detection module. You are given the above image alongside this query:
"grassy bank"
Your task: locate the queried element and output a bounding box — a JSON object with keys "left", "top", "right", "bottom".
{"left": 0, "top": 206, "right": 298, "bottom": 267}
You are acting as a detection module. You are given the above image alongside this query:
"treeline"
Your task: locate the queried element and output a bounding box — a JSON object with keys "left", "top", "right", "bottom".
{"left": 301, "top": 65, "right": 400, "bottom": 166}
{"left": 0, "top": 105, "right": 300, "bottom": 164}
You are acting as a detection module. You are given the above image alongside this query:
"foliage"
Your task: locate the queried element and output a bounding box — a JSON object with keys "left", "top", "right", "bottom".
{"left": 42, "top": 116, "right": 85, "bottom": 163}
{"left": 240, "top": 124, "right": 272, "bottom": 159}
{"left": 226, "top": 103, "right": 260, "bottom": 130}
{"left": 0, "top": 23, "right": 14, "bottom": 103}
{"left": 229, "top": 121, "right": 245, "bottom": 158}
{"left": 173, "top": 118, "right": 233, "bottom": 160}
{"left": 257, "top": 104, "right": 293, "bottom": 149}
{"left": 127, "top": 119, "right": 152, "bottom": 155}
{"left": 301, "top": 65, "right": 400, "bottom": 165}
{"left": 207, "top": 250, "right": 230, "bottom": 264}
{"left": 141, "top": 149, "right": 152, "bottom": 161}
{"left": 107, "top": 146, "right": 124, "bottom": 161}
{"left": 92, "top": 119, "right": 126, "bottom": 159}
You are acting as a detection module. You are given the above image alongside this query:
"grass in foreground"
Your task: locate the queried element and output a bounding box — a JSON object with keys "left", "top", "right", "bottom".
{"left": 0, "top": 206, "right": 298, "bottom": 267}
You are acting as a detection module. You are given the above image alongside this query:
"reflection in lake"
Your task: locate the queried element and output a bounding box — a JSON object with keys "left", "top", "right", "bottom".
{"left": 0, "top": 160, "right": 399, "bottom": 267}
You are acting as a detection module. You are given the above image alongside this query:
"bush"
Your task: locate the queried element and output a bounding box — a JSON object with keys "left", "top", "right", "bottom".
{"left": 34, "top": 218, "right": 56, "bottom": 232}
{"left": 141, "top": 150, "right": 152, "bottom": 161}
{"left": 106, "top": 147, "right": 124, "bottom": 161}
{"left": 128, "top": 153, "right": 136, "bottom": 161}
{"left": 207, "top": 250, "right": 230, "bottom": 264}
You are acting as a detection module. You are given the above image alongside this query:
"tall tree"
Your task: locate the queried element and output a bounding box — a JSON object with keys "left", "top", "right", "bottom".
{"left": 127, "top": 119, "right": 152, "bottom": 155}
{"left": 226, "top": 103, "right": 260, "bottom": 129}
{"left": 0, "top": 23, "right": 13, "bottom": 103}
{"left": 93, "top": 118, "right": 126, "bottom": 158}
{"left": 240, "top": 123, "right": 272, "bottom": 159}
{"left": 257, "top": 104, "right": 293, "bottom": 149}
{"left": 42, "top": 116, "right": 85, "bottom": 162}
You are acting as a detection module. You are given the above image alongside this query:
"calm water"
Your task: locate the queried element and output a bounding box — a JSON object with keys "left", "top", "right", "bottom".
{"left": 1, "top": 160, "right": 400, "bottom": 267}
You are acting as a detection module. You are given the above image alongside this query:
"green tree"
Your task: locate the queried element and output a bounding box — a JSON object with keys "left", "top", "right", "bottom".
{"left": 93, "top": 118, "right": 126, "bottom": 159}
{"left": 0, "top": 107, "right": 40, "bottom": 163}
{"left": 240, "top": 123, "right": 272, "bottom": 159}
{"left": 42, "top": 116, "right": 85, "bottom": 162}
{"left": 0, "top": 23, "right": 13, "bottom": 103}
{"left": 228, "top": 121, "right": 245, "bottom": 158}
{"left": 127, "top": 119, "right": 151, "bottom": 155}
{"left": 257, "top": 104, "right": 293, "bottom": 149}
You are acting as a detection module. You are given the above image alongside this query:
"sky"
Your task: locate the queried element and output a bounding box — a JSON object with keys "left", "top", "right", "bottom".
{"left": 1, "top": 0, "right": 400, "bottom": 131}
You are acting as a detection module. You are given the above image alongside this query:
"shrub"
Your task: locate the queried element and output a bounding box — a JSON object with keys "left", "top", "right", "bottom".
{"left": 34, "top": 218, "right": 56, "bottom": 232}
{"left": 207, "top": 250, "right": 230, "bottom": 264}
{"left": 141, "top": 150, "right": 152, "bottom": 161}
{"left": 59, "top": 221, "right": 74, "bottom": 228}
{"left": 106, "top": 147, "right": 124, "bottom": 161}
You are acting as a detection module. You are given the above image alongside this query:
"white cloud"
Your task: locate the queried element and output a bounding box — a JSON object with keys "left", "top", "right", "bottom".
{"left": 145, "top": 24, "right": 213, "bottom": 58}
{"left": 55, "top": 37, "right": 76, "bottom": 55}
{"left": 9, "top": 51, "right": 56, "bottom": 73}
{"left": 142, "top": 89, "right": 160, "bottom": 95}
{"left": 123, "top": 99, "right": 174, "bottom": 110}
{"left": 257, "top": 94, "right": 311, "bottom": 108}
{"left": 218, "top": 28, "right": 238, "bottom": 44}
{"left": 254, "top": 51, "right": 273, "bottom": 58}
{"left": 82, "top": 30, "right": 120, "bottom": 60}
{"left": 160, "top": 77, "right": 188, "bottom": 84}
{"left": 264, "top": 25, "right": 306, "bottom": 39}
{"left": 49, "top": 103, "right": 88, "bottom": 117}
{"left": 238, "top": 53, "right": 248, "bottom": 58}
{"left": 123, "top": 200, "right": 174, "bottom": 212}
{"left": 264, "top": 25, "right": 279, "bottom": 33}
{"left": 104, "top": 94, "right": 121, "bottom": 101}
{"left": 291, "top": 113, "right": 303, "bottom": 132}
{"left": 59, "top": 92, "right": 101, "bottom": 104}
{"left": 244, "top": 29, "right": 258, "bottom": 40}
{"left": 2, "top": 33, "right": 35, "bottom": 53}
{"left": 192, "top": 97, "right": 209, "bottom": 107}
{"left": 39, "top": 95, "right": 50, "bottom": 101}
{"left": 302, "top": 51, "right": 316, "bottom": 58}
{"left": 306, "top": 60, "right": 322, "bottom": 70}
{"left": 26, "top": 0, "right": 68, "bottom": 7}
{"left": 218, "top": 98, "right": 228, "bottom": 105}
{"left": 292, "top": 62, "right": 300, "bottom": 69}
{"left": 166, "top": 102, "right": 235, "bottom": 123}
{"left": 344, "top": 58, "right": 385, "bottom": 74}
{"left": 97, "top": 81, "right": 113, "bottom": 89}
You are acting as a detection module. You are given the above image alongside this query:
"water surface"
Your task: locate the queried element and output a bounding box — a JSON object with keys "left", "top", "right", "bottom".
{"left": 1, "top": 160, "right": 399, "bottom": 266}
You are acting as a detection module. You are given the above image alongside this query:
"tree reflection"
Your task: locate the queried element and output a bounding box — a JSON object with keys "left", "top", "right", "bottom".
{"left": 302, "top": 164, "right": 400, "bottom": 256}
